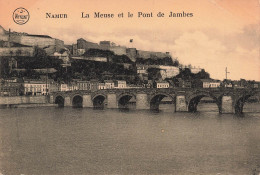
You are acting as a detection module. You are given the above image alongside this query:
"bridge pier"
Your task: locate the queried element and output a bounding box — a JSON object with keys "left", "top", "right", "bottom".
{"left": 82, "top": 95, "right": 93, "bottom": 108}
{"left": 221, "top": 96, "right": 233, "bottom": 113}
{"left": 175, "top": 95, "right": 188, "bottom": 112}
{"left": 107, "top": 93, "right": 118, "bottom": 109}
{"left": 49, "top": 95, "right": 54, "bottom": 104}
{"left": 64, "top": 96, "right": 72, "bottom": 107}
{"left": 136, "top": 93, "right": 149, "bottom": 110}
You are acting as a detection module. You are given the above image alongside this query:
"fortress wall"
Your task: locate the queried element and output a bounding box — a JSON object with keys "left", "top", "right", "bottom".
{"left": 137, "top": 50, "right": 169, "bottom": 59}
{"left": 109, "top": 46, "right": 127, "bottom": 55}
{"left": 10, "top": 35, "right": 55, "bottom": 48}
{"left": 0, "top": 47, "right": 34, "bottom": 56}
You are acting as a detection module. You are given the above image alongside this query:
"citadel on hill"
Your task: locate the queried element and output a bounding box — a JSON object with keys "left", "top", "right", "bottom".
{"left": 0, "top": 25, "right": 259, "bottom": 98}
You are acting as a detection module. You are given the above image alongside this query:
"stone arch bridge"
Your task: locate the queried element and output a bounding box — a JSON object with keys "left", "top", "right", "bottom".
{"left": 49, "top": 88, "right": 260, "bottom": 114}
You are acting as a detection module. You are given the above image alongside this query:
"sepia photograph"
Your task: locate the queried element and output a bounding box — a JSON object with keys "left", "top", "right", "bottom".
{"left": 0, "top": 0, "right": 260, "bottom": 174}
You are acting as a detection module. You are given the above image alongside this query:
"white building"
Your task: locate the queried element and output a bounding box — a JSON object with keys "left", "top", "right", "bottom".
{"left": 24, "top": 80, "right": 49, "bottom": 95}
{"left": 156, "top": 81, "right": 170, "bottom": 89}
{"left": 115, "top": 80, "right": 127, "bottom": 89}
{"left": 136, "top": 65, "right": 148, "bottom": 74}
{"left": 201, "top": 79, "right": 221, "bottom": 88}
{"left": 98, "top": 83, "right": 106, "bottom": 89}
{"left": 104, "top": 80, "right": 114, "bottom": 89}
{"left": 68, "top": 83, "right": 78, "bottom": 91}
{"left": 60, "top": 84, "right": 69, "bottom": 91}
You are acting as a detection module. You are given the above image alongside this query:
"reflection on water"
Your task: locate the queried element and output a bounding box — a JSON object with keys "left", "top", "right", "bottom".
{"left": 0, "top": 103, "right": 259, "bottom": 175}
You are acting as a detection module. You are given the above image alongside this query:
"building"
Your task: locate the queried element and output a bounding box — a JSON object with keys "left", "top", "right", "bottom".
{"left": 77, "top": 38, "right": 100, "bottom": 51}
{"left": 77, "top": 81, "right": 90, "bottom": 90}
{"left": 68, "top": 82, "right": 78, "bottom": 91}
{"left": 98, "top": 83, "right": 106, "bottom": 89}
{"left": 114, "top": 80, "right": 127, "bottom": 89}
{"left": 83, "top": 57, "right": 107, "bottom": 62}
{"left": 155, "top": 81, "right": 170, "bottom": 88}
{"left": 136, "top": 64, "right": 148, "bottom": 74}
{"left": 198, "top": 79, "right": 221, "bottom": 88}
{"left": 47, "top": 79, "right": 59, "bottom": 93}
{"left": 222, "top": 79, "right": 233, "bottom": 88}
{"left": 23, "top": 80, "right": 49, "bottom": 95}
{"left": 104, "top": 80, "right": 115, "bottom": 89}
{"left": 99, "top": 41, "right": 111, "bottom": 50}
{"left": 0, "top": 78, "right": 24, "bottom": 96}
{"left": 0, "top": 26, "right": 64, "bottom": 55}
{"left": 90, "top": 79, "right": 99, "bottom": 91}
{"left": 60, "top": 83, "right": 69, "bottom": 91}
{"left": 72, "top": 44, "right": 78, "bottom": 55}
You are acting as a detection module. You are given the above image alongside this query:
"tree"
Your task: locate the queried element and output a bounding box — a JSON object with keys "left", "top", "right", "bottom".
{"left": 147, "top": 68, "right": 161, "bottom": 80}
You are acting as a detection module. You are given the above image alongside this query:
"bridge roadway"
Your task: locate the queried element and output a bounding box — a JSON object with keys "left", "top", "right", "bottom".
{"left": 50, "top": 87, "right": 260, "bottom": 114}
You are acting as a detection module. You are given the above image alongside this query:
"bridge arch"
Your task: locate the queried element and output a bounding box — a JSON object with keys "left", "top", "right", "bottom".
{"left": 92, "top": 94, "right": 107, "bottom": 109}
{"left": 234, "top": 91, "right": 258, "bottom": 114}
{"left": 72, "top": 94, "right": 83, "bottom": 108}
{"left": 149, "top": 92, "right": 175, "bottom": 110}
{"left": 55, "top": 95, "right": 65, "bottom": 107}
{"left": 187, "top": 91, "right": 221, "bottom": 113}
{"left": 117, "top": 92, "right": 136, "bottom": 109}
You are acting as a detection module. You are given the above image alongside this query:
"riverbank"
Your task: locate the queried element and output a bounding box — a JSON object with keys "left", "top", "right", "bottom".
{"left": 0, "top": 96, "right": 48, "bottom": 105}
{"left": 0, "top": 103, "right": 57, "bottom": 109}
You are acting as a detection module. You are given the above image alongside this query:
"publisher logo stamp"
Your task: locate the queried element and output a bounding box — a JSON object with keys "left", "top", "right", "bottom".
{"left": 13, "top": 7, "right": 30, "bottom": 25}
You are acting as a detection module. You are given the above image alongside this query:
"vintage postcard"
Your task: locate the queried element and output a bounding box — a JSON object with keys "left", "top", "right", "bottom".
{"left": 0, "top": 0, "right": 260, "bottom": 174}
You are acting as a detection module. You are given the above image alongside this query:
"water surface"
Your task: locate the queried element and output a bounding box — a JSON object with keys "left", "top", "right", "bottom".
{"left": 0, "top": 103, "right": 259, "bottom": 175}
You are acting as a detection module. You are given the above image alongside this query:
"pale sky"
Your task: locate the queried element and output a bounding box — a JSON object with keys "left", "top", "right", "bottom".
{"left": 0, "top": 0, "right": 259, "bottom": 81}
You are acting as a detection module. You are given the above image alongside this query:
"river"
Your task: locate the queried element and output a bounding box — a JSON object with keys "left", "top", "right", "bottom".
{"left": 0, "top": 103, "right": 259, "bottom": 175}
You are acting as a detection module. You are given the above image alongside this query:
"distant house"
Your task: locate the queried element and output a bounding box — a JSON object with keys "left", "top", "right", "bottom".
{"left": 98, "top": 83, "right": 106, "bottom": 90}
{"left": 23, "top": 79, "right": 48, "bottom": 95}
{"left": 114, "top": 80, "right": 127, "bottom": 89}
{"left": 136, "top": 64, "right": 148, "bottom": 74}
{"left": 0, "top": 78, "right": 24, "bottom": 96}
{"left": 222, "top": 79, "right": 233, "bottom": 88}
{"left": 104, "top": 80, "right": 115, "bottom": 89}
{"left": 90, "top": 79, "right": 99, "bottom": 91}
{"left": 155, "top": 81, "right": 170, "bottom": 89}
{"left": 59, "top": 83, "right": 68, "bottom": 91}
{"left": 199, "top": 79, "right": 221, "bottom": 88}
{"left": 48, "top": 79, "right": 59, "bottom": 93}
{"left": 77, "top": 81, "right": 90, "bottom": 90}
{"left": 67, "top": 82, "right": 78, "bottom": 91}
